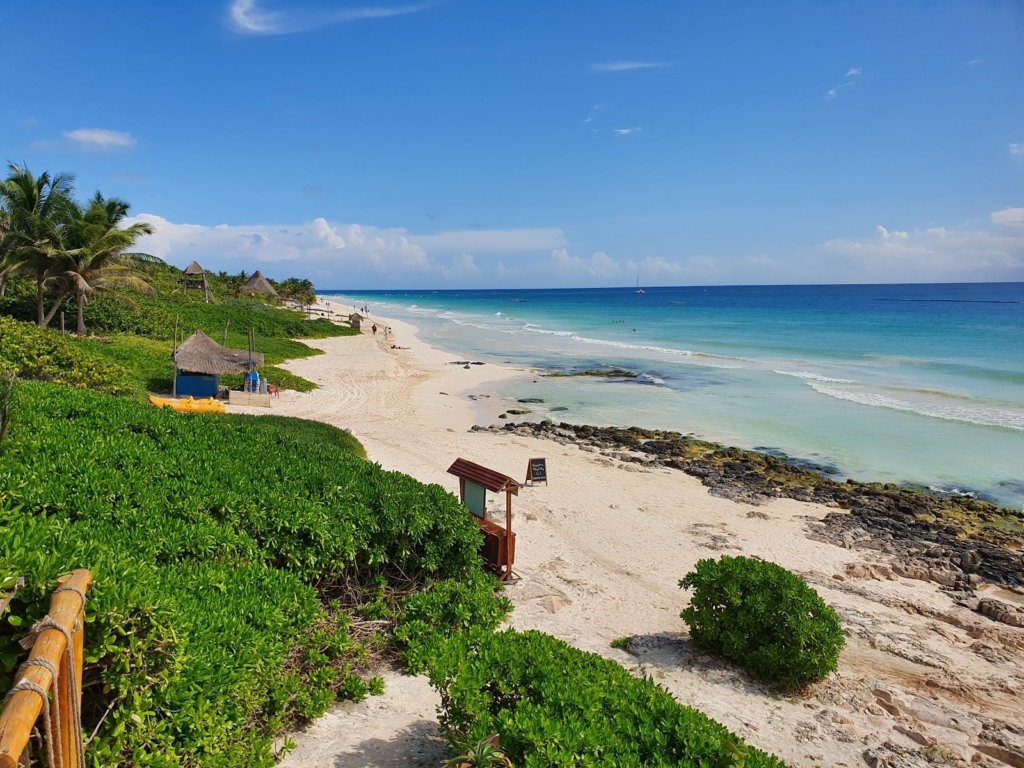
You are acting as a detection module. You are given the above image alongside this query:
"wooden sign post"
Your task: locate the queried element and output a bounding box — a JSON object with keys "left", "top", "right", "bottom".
{"left": 525, "top": 457, "right": 548, "bottom": 486}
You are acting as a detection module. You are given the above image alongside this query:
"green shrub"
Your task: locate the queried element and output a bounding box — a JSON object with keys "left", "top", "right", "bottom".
{"left": 0, "top": 381, "right": 502, "bottom": 766}
{"left": 424, "top": 629, "right": 788, "bottom": 767}
{"left": 679, "top": 556, "right": 845, "bottom": 689}
{"left": 0, "top": 315, "right": 133, "bottom": 395}
{"left": 396, "top": 571, "right": 511, "bottom": 674}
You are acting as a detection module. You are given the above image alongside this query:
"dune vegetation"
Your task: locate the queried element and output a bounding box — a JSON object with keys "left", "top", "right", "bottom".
{"left": 0, "top": 164, "right": 792, "bottom": 767}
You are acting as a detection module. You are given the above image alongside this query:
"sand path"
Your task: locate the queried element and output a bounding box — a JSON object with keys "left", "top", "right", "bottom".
{"left": 233, "top": 315, "right": 1023, "bottom": 768}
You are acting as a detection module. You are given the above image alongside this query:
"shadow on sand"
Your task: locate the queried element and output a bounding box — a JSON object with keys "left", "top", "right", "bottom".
{"left": 327, "top": 718, "right": 448, "bottom": 768}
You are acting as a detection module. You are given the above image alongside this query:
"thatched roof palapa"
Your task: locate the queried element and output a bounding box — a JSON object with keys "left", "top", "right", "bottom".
{"left": 183, "top": 261, "right": 206, "bottom": 275}
{"left": 175, "top": 331, "right": 265, "bottom": 375}
{"left": 241, "top": 271, "right": 278, "bottom": 297}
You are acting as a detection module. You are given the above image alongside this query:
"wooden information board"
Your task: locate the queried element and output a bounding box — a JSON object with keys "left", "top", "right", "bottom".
{"left": 526, "top": 457, "right": 548, "bottom": 485}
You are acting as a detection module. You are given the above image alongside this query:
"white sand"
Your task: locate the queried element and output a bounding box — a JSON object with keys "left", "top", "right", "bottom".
{"left": 234, "top": 311, "right": 1023, "bottom": 768}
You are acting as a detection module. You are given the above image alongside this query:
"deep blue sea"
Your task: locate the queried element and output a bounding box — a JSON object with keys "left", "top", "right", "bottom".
{"left": 322, "top": 283, "right": 1024, "bottom": 509}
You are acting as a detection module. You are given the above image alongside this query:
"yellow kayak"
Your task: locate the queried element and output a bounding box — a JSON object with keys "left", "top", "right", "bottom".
{"left": 149, "top": 395, "right": 226, "bottom": 414}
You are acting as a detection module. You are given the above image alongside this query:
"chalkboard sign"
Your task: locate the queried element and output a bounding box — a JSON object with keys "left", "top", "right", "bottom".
{"left": 526, "top": 457, "right": 548, "bottom": 485}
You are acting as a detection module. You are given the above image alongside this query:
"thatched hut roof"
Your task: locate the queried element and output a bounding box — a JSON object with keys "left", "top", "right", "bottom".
{"left": 241, "top": 271, "right": 278, "bottom": 297}
{"left": 174, "top": 331, "right": 265, "bottom": 375}
{"left": 183, "top": 261, "right": 206, "bottom": 275}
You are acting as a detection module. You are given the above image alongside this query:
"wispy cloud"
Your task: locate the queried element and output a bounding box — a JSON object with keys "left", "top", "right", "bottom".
{"left": 991, "top": 207, "right": 1024, "bottom": 226}
{"left": 967, "top": 58, "right": 982, "bottom": 66}
{"left": 612, "top": 127, "right": 642, "bottom": 136}
{"left": 825, "top": 83, "right": 851, "bottom": 99}
{"left": 825, "top": 66, "right": 861, "bottom": 100}
{"left": 64, "top": 128, "right": 137, "bottom": 150}
{"left": 229, "top": 0, "right": 434, "bottom": 35}
{"left": 591, "top": 61, "right": 669, "bottom": 73}
{"left": 1011, "top": 143, "right": 1023, "bottom": 156}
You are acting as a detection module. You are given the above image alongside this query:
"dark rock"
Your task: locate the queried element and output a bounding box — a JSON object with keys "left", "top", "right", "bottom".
{"left": 493, "top": 420, "right": 1024, "bottom": 588}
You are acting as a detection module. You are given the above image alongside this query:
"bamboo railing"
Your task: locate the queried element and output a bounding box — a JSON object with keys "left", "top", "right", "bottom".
{"left": 0, "top": 569, "right": 92, "bottom": 768}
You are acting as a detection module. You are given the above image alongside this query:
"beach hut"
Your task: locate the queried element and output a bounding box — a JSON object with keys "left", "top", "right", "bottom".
{"left": 240, "top": 270, "right": 279, "bottom": 298}
{"left": 447, "top": 458, "right": 521, "bottom": 581}
{"left": 173, "top": 330, "right": 265, "bottom": 398}
{"left": 348, "top": 312, "right": 364, "bottom": 330}
{"left": 181, "top": 261, "right": 211, "bottom": 302}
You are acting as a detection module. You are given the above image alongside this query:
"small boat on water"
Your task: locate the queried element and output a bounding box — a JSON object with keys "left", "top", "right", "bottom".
{"left": 635, "top": 275, "right": 645, "bottom": 294}
{"left": 149, "top": 394, "right": 226, "bottom": 414}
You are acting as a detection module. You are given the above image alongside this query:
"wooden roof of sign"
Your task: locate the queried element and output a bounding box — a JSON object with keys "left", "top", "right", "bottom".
{"left": 175, "top": 330, "right": 265, "bottom": 375}
{"left": 447, "top": 458, "right": 521, "bottom": 495}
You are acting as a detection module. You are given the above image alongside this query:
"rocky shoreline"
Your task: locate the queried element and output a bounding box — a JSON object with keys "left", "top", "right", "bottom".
{"left": 473, "top": 420, "right": 1024, "bottom": 590}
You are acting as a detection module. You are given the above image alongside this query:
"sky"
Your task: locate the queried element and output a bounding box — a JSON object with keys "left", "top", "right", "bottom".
{"left": 2, "top": 1, "right": 1023, "bottom": 289}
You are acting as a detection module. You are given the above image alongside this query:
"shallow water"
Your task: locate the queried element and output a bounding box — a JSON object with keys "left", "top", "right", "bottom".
{"left": 323, "top": 283, "right": 1024, "bottom": 508}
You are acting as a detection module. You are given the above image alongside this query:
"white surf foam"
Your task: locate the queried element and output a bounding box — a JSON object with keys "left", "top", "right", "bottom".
{"left": 807, "top": 382, "right": 1024, "bottom": 431}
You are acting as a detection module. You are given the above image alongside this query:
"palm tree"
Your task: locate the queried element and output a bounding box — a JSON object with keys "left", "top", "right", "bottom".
{"left": 50, "top": 192, "right": 157, "bottom": 335}
{"left": 0, "top": 163, "right": 76, "bottom": 325}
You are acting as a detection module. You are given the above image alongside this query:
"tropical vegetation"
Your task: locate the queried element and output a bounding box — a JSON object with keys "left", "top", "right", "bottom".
{"left": 680, "top": 556, "right": 846, "bottom": 689}
{"left": 0, "top": 381, "right": 508, "bottom": 766}
{"left": 0, "top": 164, "right": 790, "bottom": 767}
{"left": 415, "top": 628, "right": 789, "bottom": 767}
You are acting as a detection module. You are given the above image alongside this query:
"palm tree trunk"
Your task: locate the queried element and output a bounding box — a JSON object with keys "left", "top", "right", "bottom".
{"left": 41, "top": 294, "right": 66, "bottom": 328}
{"left": 76, "top": 290, "right": 86, "bottom": 335}
{"left": 36, "top": 271, "right": 45, "bottom": 325}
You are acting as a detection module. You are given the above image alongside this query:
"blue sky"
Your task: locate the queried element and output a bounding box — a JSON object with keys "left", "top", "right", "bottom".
{"left": 2, "top": 1, "right": 1022, "bottom": 289}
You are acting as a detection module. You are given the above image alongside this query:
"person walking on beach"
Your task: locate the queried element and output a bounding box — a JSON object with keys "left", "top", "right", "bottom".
{"left": 371, "top": 323, "right": 377, "bottom": 335}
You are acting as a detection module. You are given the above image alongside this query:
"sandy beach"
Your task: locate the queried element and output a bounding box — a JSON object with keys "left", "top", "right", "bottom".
{"left": 231, "top": 312, "right": 1024, "bottom": 768}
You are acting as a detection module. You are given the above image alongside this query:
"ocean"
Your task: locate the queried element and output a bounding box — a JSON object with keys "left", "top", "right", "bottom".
{"left": 321, "top": 283, "right": 1024, "bottom": 509}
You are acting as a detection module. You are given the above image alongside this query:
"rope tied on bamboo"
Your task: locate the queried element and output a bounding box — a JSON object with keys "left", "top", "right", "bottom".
{"left": 4, "top": 658, "right": 58, "bottom": 768}
{"left": 9, "top": 583, "right": 88, "bottom": 768}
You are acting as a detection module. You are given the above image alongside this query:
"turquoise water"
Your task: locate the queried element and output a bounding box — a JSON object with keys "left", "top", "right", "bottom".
{"left": 322, "top": 284, "right": 1024, "bottom": 508}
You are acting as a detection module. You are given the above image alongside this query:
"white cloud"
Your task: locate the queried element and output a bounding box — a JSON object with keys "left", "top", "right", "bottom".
{"left": 613, "top": 127, "right": 642, "bottom": 136}
{"left": 743, "top": 255, "right": 777, "bottom": 268}
{"left": 1011, "top": 143, "right": 1023, "bottom": 156}
{"left": 991, "top": 208, "right": 1024, "bottom": 226}
{"left": 229, "top": 0, "right": 433, "bottom": 35}
{"left": 591, "top": 61, "right": 669, "bottom": 73}
{"left": 130, "top": 214, "right": 429, "bottom": 274}
{"left": 846, "top": 67, "right": 862, "bottom": 77}
{"left": 441, "top": 253, "right": 480, "bottom": 280}
{"left": 876, "top": 225, "right": 909, "bottom": 240}
{"left": 550, "top": 248, "right": 618, "bottom": 277}
{"left": 967, "top": 58, "right": 982, "bottom": 66}
{"left": 64, "top": 128, "right": 137, "bottom": 150}
{"left": 819, "top": 217, "right": 1024, "bottom": 281}
{"left": 127, "top": 215, "right": 570, "bottom": 286}
{"left": 825, "top": 82, "right": 855, "bottom": 100}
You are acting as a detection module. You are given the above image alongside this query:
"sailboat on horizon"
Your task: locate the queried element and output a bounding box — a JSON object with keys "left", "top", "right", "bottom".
{"left": 635, "top": 275, "right": 645, "bottom": 294}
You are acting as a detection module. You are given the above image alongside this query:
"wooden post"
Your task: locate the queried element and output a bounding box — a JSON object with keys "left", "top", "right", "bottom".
{"left": 0, "top": 569, "right": 92, "bottom": 768}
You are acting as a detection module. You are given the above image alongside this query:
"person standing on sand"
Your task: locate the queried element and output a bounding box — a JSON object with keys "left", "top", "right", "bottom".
{"left": 372, "top": 323, "right": 377, "bottom": 335}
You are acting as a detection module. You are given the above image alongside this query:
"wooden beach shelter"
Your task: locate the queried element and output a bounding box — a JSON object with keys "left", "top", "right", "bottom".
{"left": 240, "top": 270, "right": 279, "bottom": 298}
{"left": 348, "top": 312, "right": 364, "bottom": 330}
{"left": 447, "top": 458, "right": 522, "bottom": 581}
{"left": 173, "top": 330, "right": 265, "bottom": 398}
{"left": 181, "top": 260, "right": 211, "bottom": 302}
